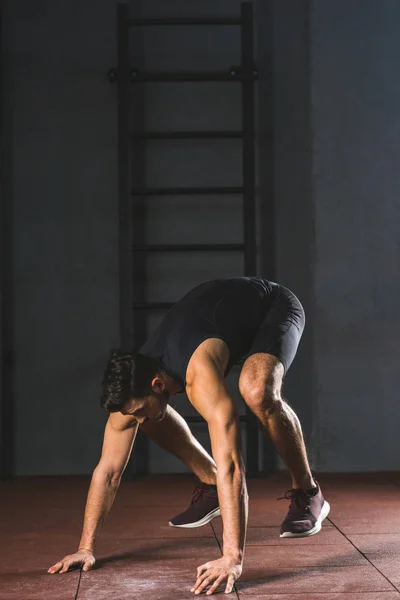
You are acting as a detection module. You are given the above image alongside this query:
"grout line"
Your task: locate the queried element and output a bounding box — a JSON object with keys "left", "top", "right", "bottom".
{"left": 243, "top": 592, "right": 400, "bottom": 596}
{"left": 73, "top": 568, "right": 83, "bottom": 600}
{"left": 210, "top": 521, "right": 240, "bottom": 600}
{"left": 327, "top": 516, "right": 400, "bottom": 593}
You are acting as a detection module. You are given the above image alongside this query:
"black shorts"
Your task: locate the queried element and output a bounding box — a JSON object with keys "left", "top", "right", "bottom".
{"left": 244, "top": 285, "right": 305, "bottom": 375}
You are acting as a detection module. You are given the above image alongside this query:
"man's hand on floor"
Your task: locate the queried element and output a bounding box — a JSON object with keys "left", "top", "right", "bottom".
{"left": 191, "top": 556, "right": 242, "bottom": 595}
{"left": 47, "top": 549, "right": 96, "bottom": 574}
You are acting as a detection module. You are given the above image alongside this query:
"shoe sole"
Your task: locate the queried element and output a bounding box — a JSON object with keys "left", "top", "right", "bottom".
{"left": 169, "top": 507, "right": 221, "bottom": 529}
{"left": 280, "top": 500, "right": 331, "bottom": 538}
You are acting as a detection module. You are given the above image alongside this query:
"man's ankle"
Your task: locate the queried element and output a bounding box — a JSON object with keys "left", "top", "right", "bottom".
{"left": 198, "top": 473, "right": 217, "bottom": 486}
{"left": 292, "top": 476, "right": 317, "bottom": 490}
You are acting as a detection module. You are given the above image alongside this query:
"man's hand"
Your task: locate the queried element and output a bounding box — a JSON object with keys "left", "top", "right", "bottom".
{"left": 191, "top": 556, "right": 242, "bottom": 595}
{"left": 47, "top": 549, "right": 95, "bottom": 574}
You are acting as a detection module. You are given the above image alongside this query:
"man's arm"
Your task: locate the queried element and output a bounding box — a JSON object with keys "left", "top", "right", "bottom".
{"left": 48, "top": 413, "right": 138, "bottom": 574}
{"left": 186, "top": 351, "right": 248, "bottom": 595}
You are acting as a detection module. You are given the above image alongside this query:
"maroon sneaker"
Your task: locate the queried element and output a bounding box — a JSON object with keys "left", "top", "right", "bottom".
{"left": 169, "top": 479, "right": 220, "bottom": 528}
{"left": 279, "top": 482, "right": 330, "bottom": 538}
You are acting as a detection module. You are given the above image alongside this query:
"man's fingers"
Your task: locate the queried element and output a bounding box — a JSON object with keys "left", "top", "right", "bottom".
{"left": 59, "top": 561, "right": 71, "bottom": 574}
{"left": 225, "top": 574, "right": 236, "bottom": 594}
{"left": 82, "top": 558, "right": 94, "bottom": 572}
{"left": 206, "top": 575, "right": 225, "bottom": 595}
{"left": 48, "top": 562, "right": 63, "bottom": 574}
{"left": 191, "top": 569, "right": 211, "bottom": 592}
{"left": 195, "top": 575, "right": 213, "bottom": 595}
{"left": 197, "top": 564, "right": 208, "bottom": 577}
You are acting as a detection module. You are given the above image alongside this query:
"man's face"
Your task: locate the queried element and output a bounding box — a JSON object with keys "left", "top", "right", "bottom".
{"left": 121, "top": 389, "right": 169, "bottom": 424}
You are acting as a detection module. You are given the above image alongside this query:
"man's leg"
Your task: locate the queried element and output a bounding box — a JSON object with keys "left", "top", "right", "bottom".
{"left": 140, "top": 405, "right": 220, "bottom": 528}
{"left": 239, "top": 353, "right": 313, "bottom": 489}
{"left": 139, "top": 404, "right": 217, "bottom": 485}
{"left": 239, "top": 352, "right": 330, "bottom": 538}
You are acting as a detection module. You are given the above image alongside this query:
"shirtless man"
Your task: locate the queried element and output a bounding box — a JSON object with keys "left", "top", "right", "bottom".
{"left": 48, "top": 277, "right": 330, "bottom": 595}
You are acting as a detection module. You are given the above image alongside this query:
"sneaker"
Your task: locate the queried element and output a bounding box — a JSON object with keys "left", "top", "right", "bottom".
{"left": 279, "top": 482, "right": 330, "bottom": 538}
{"left": 169, "top": 478, "right": 220, "bottom": 528}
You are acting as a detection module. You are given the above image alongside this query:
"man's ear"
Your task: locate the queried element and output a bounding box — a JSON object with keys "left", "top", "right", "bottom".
{"left": 151, "top": 375, "right": 165, "bottom": 393}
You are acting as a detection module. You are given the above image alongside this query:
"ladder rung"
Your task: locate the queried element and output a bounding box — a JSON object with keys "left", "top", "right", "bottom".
{"left": 130, "top": 71, "right": 241, "bottom": 83}
{"left": 131, "top": 130, "right": 243, "bottom": 140}
{"left": 131, "top": 186, "right": 243, "bottom": 196}
{"left": 128, "top": 18, "right": 241, "bottom": 27}
{"left": 186, "top": 415, "right": 247, "bottom": 423}
{"left": 132, "top": 244, "right": 244, "bottom": 252}
{"left": 133, "top": 302, "right": 175, "bottom": 310}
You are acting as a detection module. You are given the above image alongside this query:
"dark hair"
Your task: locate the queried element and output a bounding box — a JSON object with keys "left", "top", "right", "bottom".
{"left": 100, "top": 350, "right": 161, "bottom": 413}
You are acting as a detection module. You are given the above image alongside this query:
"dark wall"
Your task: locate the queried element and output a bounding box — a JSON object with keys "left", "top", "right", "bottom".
{"left": 311, "top": 0, "right": 400, "bottom": 470}
{"left": 258, "top": 0, "right": 400, "bottom": 471}
{"left": 4, "top": 0, "right": 120, "bottom": 475}
{"left": 4, "top": 0, "right": 257, "bottom": 475}
{"left": 3, "top": 0, "right": 399, "bottom": 475}
{"left": 256, "top": 0, "right": 316, "bottom": 470}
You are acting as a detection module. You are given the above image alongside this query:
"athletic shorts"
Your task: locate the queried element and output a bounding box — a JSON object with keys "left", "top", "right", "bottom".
{"left": 244, "top": 285, "right": 305, "bottom": 375}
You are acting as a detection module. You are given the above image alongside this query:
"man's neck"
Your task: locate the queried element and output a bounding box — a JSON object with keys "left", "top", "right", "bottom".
{"left": 163, "top": 372, "right": 183, "bottom": 396}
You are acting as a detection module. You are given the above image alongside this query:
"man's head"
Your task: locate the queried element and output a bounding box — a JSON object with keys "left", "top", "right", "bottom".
{"left": 100, "top": 351, "right": 169, "bottom": 423}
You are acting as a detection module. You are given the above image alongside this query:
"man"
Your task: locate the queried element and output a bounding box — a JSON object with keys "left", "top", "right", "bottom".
{"left": 48, "top": 277, "right": 330, "bottom": 595}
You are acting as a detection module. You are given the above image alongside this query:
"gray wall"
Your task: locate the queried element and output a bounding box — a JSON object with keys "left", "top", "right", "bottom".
{"left": 5, "top": 0, "right": 120, "bottom": 475}
{"left": 4, "top": 0, "right": 400, "bottom": 475}
{"left": 4, "top": 0, "right": 257, "bottom": 476}
{"left": 263, "top": 0, "right": 400, "bottom": 472}
{"left": 256, "top": 0, "right": 316, "bottom": 470}
{"left": 311, "top": 0, "right": 400, "bottom": 470}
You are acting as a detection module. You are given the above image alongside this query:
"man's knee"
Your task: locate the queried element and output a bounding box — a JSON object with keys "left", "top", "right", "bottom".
{"left": 240, "top": 377, "right": 283, "bottom": 415}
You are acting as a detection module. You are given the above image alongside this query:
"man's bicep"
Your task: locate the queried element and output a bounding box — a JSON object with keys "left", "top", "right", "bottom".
{"left": 187, "top": 364, "right": 242, "bottom": 464}
{"left": 97, "top": 413, "right": 139, "bottom": 478}
{"left": 186, "top": 359, "right": 230, "bottom": 419}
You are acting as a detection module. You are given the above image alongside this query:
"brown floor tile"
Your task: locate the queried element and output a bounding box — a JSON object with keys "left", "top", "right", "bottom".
{"left": 212, "top": 522, "right": 344, "bottom": 546}
{"left": 0, "top": 534, "right": 80, "bottom": 600}
{"left": 0, "top": 475, "right": 199, "bottom": 514}
{"left": 245, "top": 500, "right": 298, "bottom": 528}
{"left": 77, "top": 556, "right": 226, "bottom": 600}
{"left": 348, "top": 534, "right": 400, "bottom": 587}
{"left": 248, "top": 525, "right": 347, "bottom": 546}
{"left": 79, "top": 536, "right": 222, "bottom": 598}
{"left": 240, "top": 544, "right": 367, "bottom": 568}
{"left": 0, "top": 507, "right": 88, "bottom": 537}
{"left": 240, "top": 594, "right": 400, "bottom": 599}
{"left": 236, "top": 563, "right": 394, "bottom": 595}
{"left": 328, "top": 507, "right": 400, "bottom": 535}
{"left": 3, "top": 474, "right": 400, "bottom": 599}
{"left": 93, "top": 535, "right": 220, "bottom": 563}
{"left": 322, "top": 484, "right": 400, "bottom": 535}
{"left": 317, "top": 473, "right": 400, "bottom": 486}
{"left": 100, "top": 507, "right": 216, "bottom": 539}
{"left": 0, "top": 574, "right": 79, "bottom": 600}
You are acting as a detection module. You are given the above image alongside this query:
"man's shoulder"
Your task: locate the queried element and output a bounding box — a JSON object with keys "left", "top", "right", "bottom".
{"left": 186, "top": 338, "right": 230, "bottom": 386}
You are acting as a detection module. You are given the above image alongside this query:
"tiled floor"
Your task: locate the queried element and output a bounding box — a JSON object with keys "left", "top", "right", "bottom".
{"left": 1, "top": 473, "right": 400, "bottom": 599}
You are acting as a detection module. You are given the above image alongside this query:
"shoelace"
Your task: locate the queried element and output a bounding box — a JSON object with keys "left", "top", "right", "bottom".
{"left": 191, "top": 479, "right": 210, "bottom": 504}
{"left": 191, "top": 479, "right": 217, "bottom": 504}
{"left": 277, "top": 489, "right": 312, "bottom": 519}
{"left": 191, "top": 487, "right": 205, "bottom": 504}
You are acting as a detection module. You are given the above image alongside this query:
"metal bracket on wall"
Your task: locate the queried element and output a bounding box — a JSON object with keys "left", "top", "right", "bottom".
{"left": 108, "top": 66, "right": 258, "bottom": 83}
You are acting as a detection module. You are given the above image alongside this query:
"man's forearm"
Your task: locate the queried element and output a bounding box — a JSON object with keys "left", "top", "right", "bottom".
{"left": 78, "top": 468, "right": 120, "bottom": 552}
{"left": 217, "top": 465, "right": 248, "bottom": 562}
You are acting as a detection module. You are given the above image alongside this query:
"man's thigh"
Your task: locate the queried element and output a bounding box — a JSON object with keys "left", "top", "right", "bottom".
{"left": 243, "top": 286, "right": 305, "bottom": 376}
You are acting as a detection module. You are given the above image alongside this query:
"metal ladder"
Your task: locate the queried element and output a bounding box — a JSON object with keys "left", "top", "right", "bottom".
{"left": 111, "top": 2, "right": 261, "bottom": 477}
